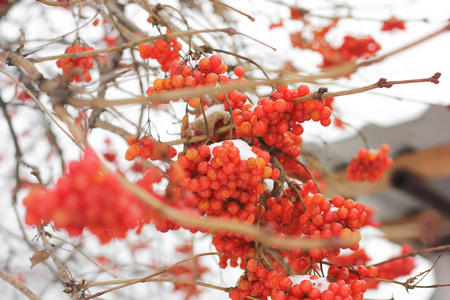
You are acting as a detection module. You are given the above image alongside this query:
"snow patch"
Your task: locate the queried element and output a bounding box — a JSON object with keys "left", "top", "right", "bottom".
{"left": 207, "top": 139, "right": 257, "bottom": 161}
{"left": 289, "top": 275, "right": 330, "bottom": 292}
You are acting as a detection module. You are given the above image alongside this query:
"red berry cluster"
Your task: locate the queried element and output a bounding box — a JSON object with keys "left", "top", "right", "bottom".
{"left": 177, "top": 140, "right": 282, "bottom": 267}
{"left": 56, "top": 45, "right": 94, "bottom": 82}
{"left": 138, "top": 33, "right": 182, "bottom": 72}
{"left": 338, "top": 36, "right": 381, "bottom": 62}
{"left": 324, "top": 266, "right": 371, "bottom": 300}
{"left": 23, "top": 149, "right": 149, "bottom": 244}
{"left": 382, "top": 16, "right": 406, "bottom": 31}
{"left": 365, "top": 244, "right": 415, "bottom": 289}
{"left": 262, "top": 192, "right": 371, "bottom": 274}
{"left": 233, "top": 84, "right": 332, "bottom": 159}
{"left": 146, "top": 55, "right": 246, "bottom": 109}
{"left": 290, "top": 23, "right": 381, "bottom": 69}
{"left": 231, "top": 264, "right": 371, "bottom": 300}
{"left": 328, "top": 244, "right": 415, "bottom": 290}
{"left": 213, "top": 188, "right": 369, "bottom": 272}
{"left": 346, "top": 144, "right": 393, "bottom": 182}
{"left": 229, "top": 261, "right": 291, "bottom": 300}
{"left": 213, "top": 235, "right": 255, "bottom": 269}
{"left": 268, "top": 194, "right": 365, "bottom": 269}
{"left": 125, "top": 135, "right": 177, "bottom": 161}
{"left": 179, "top": 140, "right": 279, "bottom": 218}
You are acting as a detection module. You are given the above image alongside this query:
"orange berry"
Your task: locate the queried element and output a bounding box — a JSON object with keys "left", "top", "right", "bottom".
{"left": 127, "top": 136, "right": 137, "bottom": 145}
{"left": 185, "top": 148, "right": 199, "bottom": 161}
{"left": 188, "top": 97, "right": 200, "bottom": 108}
{"left": 172, "top": 75, "right": 184, "bottom": 87}
{"left": 199, "top": 58, "right": 211, "bottom": 71}
{"left": 153, "top": 78, "right": 164, "bottom": 91}
{"left": 184, "top": 76, "right": 196, "bottom": 87}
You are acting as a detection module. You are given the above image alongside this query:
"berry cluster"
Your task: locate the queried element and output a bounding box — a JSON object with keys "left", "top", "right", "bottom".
{"left": 146, "top": 55, "right": 246, "bottom": 109}
{"left": 290, "top": 26, "right": 381, "bottom": 69}
{"left": 229, "top": 262, "right": 289, "bottom": 300}
{"left": 125, "top": 135, "right": 177, "bottom": 161}
{"left": 328, "top": 244, "right": 415, "bottom": 290}
{"left": 23, "top": 149, "right": 149, "bottom": 243}
{"left": 265, "top": 193, "right": 366, "bottom": 272}
{"left": 365, "top": 244, "right": 415, "bottom": 289}
{"left": 138, "top": 33, "right": 182, "bottom": 72}
{"left": 177, "top": 140, "right": 281, "bottom": 267}
{"left": 178, "top": 140, "right": 279, "bottom": 218}
{"left": 346, "top": 144, "right": 393, "bottom": 182}
{"left": 338, "top": 36, "right": 381, "bottom": 62}
{"left": 382, "top": 16, "right": 406, "bottom": 32}
{"left": 56, "top": 45, "right": 95, "bottom": 82}
{"left": 231, "top": 265, "right": 371, "bottom": 300}
{"left": 233, "top": 84, "right": 332, "bottom": 159}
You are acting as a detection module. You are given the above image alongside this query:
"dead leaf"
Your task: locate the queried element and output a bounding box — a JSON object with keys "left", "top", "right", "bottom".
{"left": 190, "top": 111, "right": 231, "bottom": 136}
{"left": 180, "top": 114, "right": 191, "bottom": 139}
{"left": 30, "top": 250, "right": 50, "bottom": 268}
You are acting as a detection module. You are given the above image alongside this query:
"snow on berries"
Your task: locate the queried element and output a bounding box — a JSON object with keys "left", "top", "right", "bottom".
{"left": 56, "top": 44, "right": 95, "bottom": 83}
{"left": 346, "top": 144, "right": 393, "bottom": 182}
{"left": 23, "top": 149, "right": 149, "bottom": 244}
{"left": 178, "top": 140, "right": 278, "bottom": 218}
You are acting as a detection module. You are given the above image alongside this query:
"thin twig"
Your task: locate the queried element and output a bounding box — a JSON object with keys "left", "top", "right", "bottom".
{"left": 30, "top": 28, "right": 237, "bottom": 63}
{"left": 209, "top": 0, "right": 255, "bottom": 21}
{"left": 212, "top": 48, "right": 271, "bottom": 80}
{"left": 0, "top": 68, "right": 82, "bottom": 148}
{"left": 88, "top": 252, "right": 221, "bottom": 288}
{"left": 0, "top": 270, "right": 41, "bottom": 300}
{"left": 46, "top": 233, "right": 117, "bottom": 278}
{"left": 84, "top": 277, "right": 229, "bottom": 300}
{"left": 291, "top": 74, "right": 441, "bottom": 103}
{"left": 370, "top": 244, "right": 450, "bottom": 267}
{"left": 38, "top": 227, "right": 72, "bottom": 285}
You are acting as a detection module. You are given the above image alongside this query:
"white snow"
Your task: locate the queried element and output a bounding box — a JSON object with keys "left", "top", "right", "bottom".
{"left": 207, "top": 139, "right": 257, "bottom": 161}
{"left": 289, "top": 275, "right": 330, "bottom": 292}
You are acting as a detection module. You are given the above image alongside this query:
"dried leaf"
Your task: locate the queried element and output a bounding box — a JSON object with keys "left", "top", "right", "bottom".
{"left": 212, "top": 3, "right": 229, "bottom": 21}
{"left": 190, "top": 111, "right": 231, "bottom": 136}
{"left": 180, "top": 114, "right": 191, "bottom": 139}
{"left": 30, "top": 250, "right": 50, "bottom": 268}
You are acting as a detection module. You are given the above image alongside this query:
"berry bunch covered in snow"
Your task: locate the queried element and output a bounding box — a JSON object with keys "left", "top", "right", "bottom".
{"left": 178, "top": 140, "right": 279, "bottom": 219}
{"left": 346, "top": 144, "right": 393, "bottom": 182}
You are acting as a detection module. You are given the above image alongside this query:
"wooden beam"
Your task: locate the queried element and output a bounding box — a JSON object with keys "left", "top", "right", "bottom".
{"left": 323, "top": 143, "right": 450, "bottom": 199}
